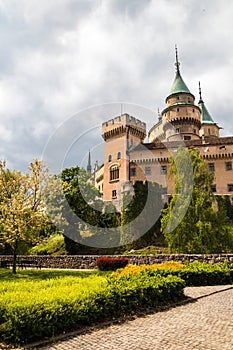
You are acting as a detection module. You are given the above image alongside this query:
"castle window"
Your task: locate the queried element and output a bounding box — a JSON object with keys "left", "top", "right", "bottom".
{"left": 177, "top": 108, "right": 179, "bottom": 112}
{"left": 193, "top": 129, "right": 196, "bottom": 134}
{"left": 227, "top": 184, "right": 233, "bottom": 192}
{"left": 108, "top": 154, "right": 112, "bottom": 162}
{"left": 193, "top": 109, "right": 195, "bottom": 113}
{"left": 145, "top": 167, "right": 151, "bottom": 176}
{"left": 112, "top": 190, "right": 117, "bottom": 198}
{"left": 211, "top": 184, "right": 217, "bottom": 193}
{"left": 177, "top": 96, "right": 180, "bottom": 100}
{"left": 184, "top": 135, "right": 191, "bottom": 140}
{"left": 208, "top": 162, "right": 215, "bottom": 172}
{"left": 130, "top": 167, "right": 136, "bottom": 177}
{"left": 225, "top": 161, "right": 232, "bottom": 171}
{"left": 176, "top": 128, "right": 180, "bottom": 133}
{"left": 160, "top": 165, "right": 167, "bottom": 175}
{"left": 110, "top": 165, "right": 119, "bottom": 181}
{"left": 117, "top": 152, "right": 121, "bottom": 160}
{"left": 208, "top": 128, "right": 211, "bottom": 135}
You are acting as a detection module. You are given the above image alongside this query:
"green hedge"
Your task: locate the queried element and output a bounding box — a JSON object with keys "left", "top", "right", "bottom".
{"left": 0, "top": 274, "right": 184, "bottom": 346}
{"left": 134, "top": 262, "right": 233, "bottom": 286}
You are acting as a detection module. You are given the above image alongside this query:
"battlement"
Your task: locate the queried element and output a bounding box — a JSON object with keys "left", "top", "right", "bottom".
{"left": 102, "top": 113, "right": 146, "bottom": 135}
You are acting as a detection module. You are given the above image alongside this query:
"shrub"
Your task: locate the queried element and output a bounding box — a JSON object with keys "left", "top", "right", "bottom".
{"left": 113, "top": 261, "right": 233, "bottom": 286}
{"left": 96, "top": 257, "right": 129, "bottom": 271}
{"left": 0, "top": 270, "right": 185, "bottom": 346}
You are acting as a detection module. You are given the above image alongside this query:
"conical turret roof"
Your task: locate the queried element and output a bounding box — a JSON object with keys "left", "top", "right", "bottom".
{"left": 198, "top": 82, "right": 215, "bottom": 124}
{"left": 169, "top": 47, "right": 191, "bottom": 96}
{"left": 170, "top": 70, "right": 191, "bottom": 95}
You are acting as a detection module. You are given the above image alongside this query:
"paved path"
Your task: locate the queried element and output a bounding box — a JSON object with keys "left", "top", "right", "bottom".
{"left": 35, "top": 285, "right": 233, "bottom": 350}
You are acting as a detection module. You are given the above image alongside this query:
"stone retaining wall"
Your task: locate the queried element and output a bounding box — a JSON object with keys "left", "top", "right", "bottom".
{"left": 0, "top": 254, "right": 233, "bottom": 269}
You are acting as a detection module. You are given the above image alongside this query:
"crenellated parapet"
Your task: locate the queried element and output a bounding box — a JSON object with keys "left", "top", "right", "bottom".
{"left": 102, "top": 113, "right": 146, "bottom": 141}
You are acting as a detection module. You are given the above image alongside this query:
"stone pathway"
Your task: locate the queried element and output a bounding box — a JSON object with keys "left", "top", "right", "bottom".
{"left": 31, "top": 285, "right": 233, "bottom": 350}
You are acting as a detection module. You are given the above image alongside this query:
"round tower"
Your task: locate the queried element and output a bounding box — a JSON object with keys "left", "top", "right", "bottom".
{"left": 161, "top": 47, "right": 202, "bottom": 141}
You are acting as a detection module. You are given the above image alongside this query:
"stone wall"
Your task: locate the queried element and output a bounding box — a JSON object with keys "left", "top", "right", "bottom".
{"left": 0, "top": 254, "right": 233, "bottom": 269}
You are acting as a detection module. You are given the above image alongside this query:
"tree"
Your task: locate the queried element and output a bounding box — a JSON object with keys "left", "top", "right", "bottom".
{"left": 121, "top": 181, "right": 163, "bottom": 249}
{"left": 59, "top": 166, "right": 120, "bottom": 254}
{"left": 0, "top": 159, "right": 50, "bottom": 273}
{"left": 161, "top": 147, "right": 233, "bottom": 253}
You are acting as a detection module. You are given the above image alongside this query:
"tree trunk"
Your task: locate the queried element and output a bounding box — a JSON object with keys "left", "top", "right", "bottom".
{"left": 12, "top": 240, "right": 18, "bottom": 274}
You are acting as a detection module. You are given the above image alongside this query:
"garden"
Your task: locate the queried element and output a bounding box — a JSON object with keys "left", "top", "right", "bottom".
{"left": 0, "top": 260, "right": 232, "bottom": 348}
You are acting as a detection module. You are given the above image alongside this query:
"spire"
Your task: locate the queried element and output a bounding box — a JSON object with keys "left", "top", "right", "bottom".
{"left": 198, "top": 81, "right": 203, "bottom": 103}
{"left": 169, "top": 46, "right": 191, "bottom": 95}
{"left": 175, "top": 44, "right": 180, "bottom": 73}
{"left": 198, "top": 82, "right": 215, "bottom": 124}
{"left": 87, "top": 150, "right": 92, "bottom": 174}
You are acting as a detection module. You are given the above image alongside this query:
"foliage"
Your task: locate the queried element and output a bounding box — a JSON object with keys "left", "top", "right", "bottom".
{"left": 29, "top": 234, "right": 67, "bottom": 255}
{"left": 0, "top": 268, "right": 184, "bottom": 346}
{"left": 113, "top": 261, "right": 233, "bottom": 286}
{"left": 161, "top": 147, "right": 233, "bottom": 253}
{"left": 121, "top": 181, "right": 163, "bottom": 249}
{"left": 0, "top": 160, "right": 52, "bottom": 273}
{"left": 59, "top": 166, "right": 120, "bottom": 254}
{"left": 112, "top": 261, "right": 184, "bottom": 278}
{"left": 96, "top": 257, "right": 129, "bottom": 271}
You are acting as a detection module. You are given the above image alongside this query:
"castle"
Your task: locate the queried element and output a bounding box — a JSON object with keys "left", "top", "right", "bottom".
{"left": 92, "top": 49, "right": 233, "bottom": 211}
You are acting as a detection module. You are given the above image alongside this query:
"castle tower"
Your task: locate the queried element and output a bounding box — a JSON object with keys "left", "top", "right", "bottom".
{"left": 198, "top": 82, "right": 220, "bottom": 139}
{"left": 102, "top": 113, "right": 146, "bottom": 203}
{"left": 161, "top": 47, "right": 202, "bottom": 141}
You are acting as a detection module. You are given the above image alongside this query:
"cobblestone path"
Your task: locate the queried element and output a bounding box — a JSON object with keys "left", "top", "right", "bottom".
{"left": 37, "top": 285, "right": 233, "bottom": 350}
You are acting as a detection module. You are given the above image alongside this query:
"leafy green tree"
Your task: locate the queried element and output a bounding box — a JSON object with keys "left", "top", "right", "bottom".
{"left": 0, "top": 159, "right": 50, "bottom": 273}
{"left": 59, "top": 166, "right": 120, "bottom": 254}
{"left": 121, "top": 181, "right": 163, "bottom": 249}
{"left": 161, "top": 147, "right": 233, "bottom": 253}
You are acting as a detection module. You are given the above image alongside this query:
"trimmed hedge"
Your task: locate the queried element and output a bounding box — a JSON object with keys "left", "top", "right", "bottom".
{"left": 96, "top": 257, "right": 129, "bottom": 271}
{"left": 0, "top": 273, "right": 184, "bottom": 346}
{"left": 114, "top": 261, "right": 233, "bottom": 286}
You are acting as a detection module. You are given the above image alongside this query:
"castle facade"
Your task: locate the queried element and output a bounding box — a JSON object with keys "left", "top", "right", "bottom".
{"left": 94, "top": 51, "right": 233, "bottom": 210}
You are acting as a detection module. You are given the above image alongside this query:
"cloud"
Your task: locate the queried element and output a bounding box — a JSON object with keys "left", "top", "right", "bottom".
{"left": 0, "top": 0, "right": 232, "bottom": 171}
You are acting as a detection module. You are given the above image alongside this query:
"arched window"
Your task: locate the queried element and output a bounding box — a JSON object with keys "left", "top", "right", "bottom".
{"left": 108, "top": 154, "right": 112, "bottom": 162}
{"left": 117, "top": 152, "right": 121, "bottom": 159}
{"left": 110, "top": 165, "right": 119, "bottom": 181}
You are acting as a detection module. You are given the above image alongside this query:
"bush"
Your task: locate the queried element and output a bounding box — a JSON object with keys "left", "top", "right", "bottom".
{"left": 0, "top": 270, "right": 185, "bottom": 346}
{"left": 96, "top": 257, "right": 129, "bottom": 271}
{"left": 114, "top": 261, "right": 233, "bottom": 286}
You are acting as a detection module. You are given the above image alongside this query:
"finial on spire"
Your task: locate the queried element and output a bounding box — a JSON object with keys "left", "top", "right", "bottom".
{"left": 158, "top": 108, "right": 162, "bottom": 121}
{"left": 175, "top": 44, "right": 180, "bottom": 72}
{"left": 198, "top": 81, "right": 203, "bottom": 103}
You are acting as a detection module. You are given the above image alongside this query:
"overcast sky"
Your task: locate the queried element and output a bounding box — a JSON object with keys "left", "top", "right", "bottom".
{"left": 0, "top": 0, "right": 233, "bottom": 173}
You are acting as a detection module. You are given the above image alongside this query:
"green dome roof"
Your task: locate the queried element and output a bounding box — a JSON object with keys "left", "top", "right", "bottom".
{"left": 169, "top": 70, "right": 191, "bottom": 95}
